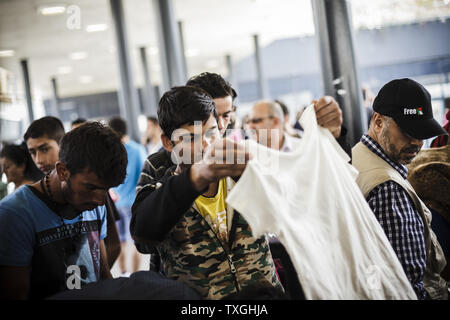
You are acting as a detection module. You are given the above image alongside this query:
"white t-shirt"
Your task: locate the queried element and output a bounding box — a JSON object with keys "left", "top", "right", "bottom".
{"left": 226, "top": 105, "right": 417, "bottom": 300}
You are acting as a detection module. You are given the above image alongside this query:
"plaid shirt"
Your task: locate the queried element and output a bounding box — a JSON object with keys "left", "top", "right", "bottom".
{"left": 361, "top": 135, "right": 428, "bottom": 300}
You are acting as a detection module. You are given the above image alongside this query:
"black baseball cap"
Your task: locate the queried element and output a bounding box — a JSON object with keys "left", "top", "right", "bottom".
{"left": 373, "top": 78, "right": 447, "bottom": 140}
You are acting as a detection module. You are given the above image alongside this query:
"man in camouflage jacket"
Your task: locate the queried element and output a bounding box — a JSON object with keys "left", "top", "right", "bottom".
{"left": 131, "top": 86, "right": 283, "bottom": 300}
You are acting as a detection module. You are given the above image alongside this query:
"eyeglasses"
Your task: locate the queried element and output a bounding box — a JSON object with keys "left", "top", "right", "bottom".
{"left": 247, "top": 116, "right": 274, "bottom": 125}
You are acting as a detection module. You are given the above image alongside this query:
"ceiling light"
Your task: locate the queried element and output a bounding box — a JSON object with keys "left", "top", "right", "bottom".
{"left": 205, "top": 59, "right": 219, "bottom": 69}
{"left": 38, "top": 5, "right": 66, "bottom": 15}
{"left": 86, "top": 24, "right": 108, "bottom": 33}
{"left": 69, "top": 51, "right": 87, "bottom": 60}
{"left": 0, "top": 50, "right": 15, "bottom": 57}
{"left": 149, "top": 47, "right": 159, "bottom": 55}
{"left": 79, "top": 75, "right": 93, "bottom": 84}
{"left": 185, "top": 48, "right": 199, "bottom": 57}
{"left": 57, "top": 66, "right": 72, "bottom": 74}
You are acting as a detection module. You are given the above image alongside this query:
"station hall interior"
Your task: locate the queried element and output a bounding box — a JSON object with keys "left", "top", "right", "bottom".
{"left": 1, "top": 0, "right": 449, "bottom": 145}
{"left": 0, "top": 0, "right": 449, "bottom": 299}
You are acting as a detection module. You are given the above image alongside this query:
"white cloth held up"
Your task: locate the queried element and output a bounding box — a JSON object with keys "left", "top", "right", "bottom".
{"left": 226, "top": 105, "right": 417, "bottom": 300}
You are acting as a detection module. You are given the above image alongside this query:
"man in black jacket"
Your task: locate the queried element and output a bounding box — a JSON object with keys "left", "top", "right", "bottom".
{"left": 131, "top": 82, "right": 345, "bottom": 299}
{"left": 131, "top": 86, "right": 284, "bottom": 299}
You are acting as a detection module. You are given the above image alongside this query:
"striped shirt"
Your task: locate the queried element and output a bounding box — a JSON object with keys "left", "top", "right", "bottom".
{"left": 361, "top": 135, "right": 428, "bottom": 300}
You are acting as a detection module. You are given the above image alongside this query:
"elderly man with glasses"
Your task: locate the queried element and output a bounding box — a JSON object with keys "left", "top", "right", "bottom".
{"left": 247, "top": 97, "right": 345, "bottom": 152}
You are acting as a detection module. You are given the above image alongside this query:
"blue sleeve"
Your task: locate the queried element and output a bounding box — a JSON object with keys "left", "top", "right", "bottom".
{"left": 100, "top": 206, "right": 107, "bottom": 241}
{"left": 139, "top": 146, "right": 147, "bottom": 169}
{"left": 0, "top": 207, "right": 35, "bottom": 267}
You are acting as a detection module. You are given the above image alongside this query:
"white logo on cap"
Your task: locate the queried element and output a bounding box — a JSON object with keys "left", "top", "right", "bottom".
{"left": 404, "top": 108, "right": 423, "bottom": 115}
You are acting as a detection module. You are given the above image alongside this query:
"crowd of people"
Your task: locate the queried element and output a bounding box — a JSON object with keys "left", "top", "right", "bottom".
{"left": 0, "top": 72, "right": 448, "bottom": 300}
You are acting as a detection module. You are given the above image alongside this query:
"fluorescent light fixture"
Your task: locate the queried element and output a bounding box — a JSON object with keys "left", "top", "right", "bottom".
{"left": 149, "top": 47, "right": 159, "bottom": 55}
{"left": 185, "top": 48, "right": 199, "bottom": 57}
{"left": 69, "top": 51, "right": 87, "bottom": 60}
{"left": 57, "top": 66, "right": 72, "bottom": 74}
{"left": 79, "top": 75, "right": 93, "bottom": 84}
{"left": 0, "top": 50, "right": 15, "bottom": 57}
{"left": 205, "top": 59, "right": 219, "bottom": 69}
{"left": 86, "top": 24, "right": 108, "bottom": 32}
{"left": 39, "top": 5, "right": 66, "bottom": 15}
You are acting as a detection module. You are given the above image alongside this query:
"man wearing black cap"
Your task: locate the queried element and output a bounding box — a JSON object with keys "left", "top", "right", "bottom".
{"left": 352, "top": 78, "right": 448, "bottom": 300}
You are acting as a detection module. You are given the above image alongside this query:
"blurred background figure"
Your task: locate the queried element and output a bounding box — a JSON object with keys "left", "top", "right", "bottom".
{"left": 141, "top": 116, "right": 162, "bottom": 156}
{"left": 362, "top": 86, "right": 376, "bottom": 128}
{"left": 408, "top": 144, "right": 450, "bottom": 283}
{"left": 0, "top": 143, "right": 44, "bottom": 191}
{"left": 0, "top": 180, "right": 7, "bottom": 200}
{"left": 248, "top": 101, "right": 288, "bottom": 150}
{"left": 108, "top": 117, "right": 147, "bottom": 277}
{"left": 71, "top": 118, "right": 87, "bottom": 130}
{"left": 275, "top": 99, "right": 302, "bottom": 138}
{"left": 241, "top": 114, "right": 251, "bottom": 140}
{"left": 430, "top": 100, "right": 450, "bottom": 147}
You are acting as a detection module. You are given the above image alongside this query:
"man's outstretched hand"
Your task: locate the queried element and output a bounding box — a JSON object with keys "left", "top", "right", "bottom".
{"left": 189, "top": 139, "right": 251, "bottom": 192}
{"left": 313, "top": 96, "right": 343, "bottom": 138}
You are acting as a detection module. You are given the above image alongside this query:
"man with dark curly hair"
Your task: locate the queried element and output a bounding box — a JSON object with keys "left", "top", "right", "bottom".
{"left": 0, "top": 122, "right": 128, "bottom": 299}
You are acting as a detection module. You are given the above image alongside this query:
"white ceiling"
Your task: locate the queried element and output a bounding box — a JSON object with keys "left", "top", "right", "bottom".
{"left": 0, "top": 0, "right": 449, "bottom": 100}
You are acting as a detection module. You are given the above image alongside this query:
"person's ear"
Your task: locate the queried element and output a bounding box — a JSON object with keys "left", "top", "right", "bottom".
{"left": 372, "top": 113, "right": 384, "bottom": 132}
{"left": 55, "top": 161, "right": 70, "bottom": 182}
{"left": 161, "top": 134, "right": 174, "bottom": 152}
{"left": 16, "top": 163, "right": 26, "bottom": 176}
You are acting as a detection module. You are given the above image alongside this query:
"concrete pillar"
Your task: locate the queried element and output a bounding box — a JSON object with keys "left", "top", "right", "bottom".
{"left": 139, "top": 47, "right": 157, "bottom": 117}
{"left": 20, "top": 59, "right": 34, "bottom": 123}
{"left": 312, "top": 0, "right": 367, "bottom": 145}
{"left": 51, "top": 77, "right": 61, "bottom": 118}
{"left": 153, "top": 0, "right": 186, "bottom": 92}
{"left": 110, "top": 0, "right": 141, "bottom": 142}
{"left": 253, "top": 34, "right": 269, "bottom": 100}
{"left": 178, "top": 20, "right": 189, "bottom": 80}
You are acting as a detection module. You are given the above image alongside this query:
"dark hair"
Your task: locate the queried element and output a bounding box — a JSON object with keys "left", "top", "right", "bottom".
{"left": 147, "top": 116, "right": 159, "bottom": 126}
{"left": 0, "top": 142, "right": 44, "bottom": 182}
{"left": 158, "top": 86, "right": 218, "bottom": 140}
{"left": 71, "top": 118, "right": 87, "bottom": 126}
{"left": 24, "top": 116, "right": 65, "bottom": 145}
{"left": 108, "top": 117, "right": 127, "bottom": 139}
{"left": 275, "top": 100, "right": 289, "bottom": 117}
{"left": 186, "top": 72, "right": 237, "bottom": 101}
{"left": 59, "top": 122, "right": 127, "bottom": 187}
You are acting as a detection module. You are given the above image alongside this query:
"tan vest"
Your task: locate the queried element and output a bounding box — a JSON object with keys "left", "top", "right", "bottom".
{"left": 352, "top": 142, "right": 448, "bottom": 300}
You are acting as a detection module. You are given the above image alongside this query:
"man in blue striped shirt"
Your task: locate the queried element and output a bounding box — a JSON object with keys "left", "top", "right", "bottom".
{"left": 352, "top": 78, "right": 448, "bottom": 300}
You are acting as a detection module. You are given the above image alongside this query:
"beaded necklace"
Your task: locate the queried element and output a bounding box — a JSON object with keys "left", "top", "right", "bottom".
{"left": 39, "top": 173, "right": 84, "bottom": 278}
